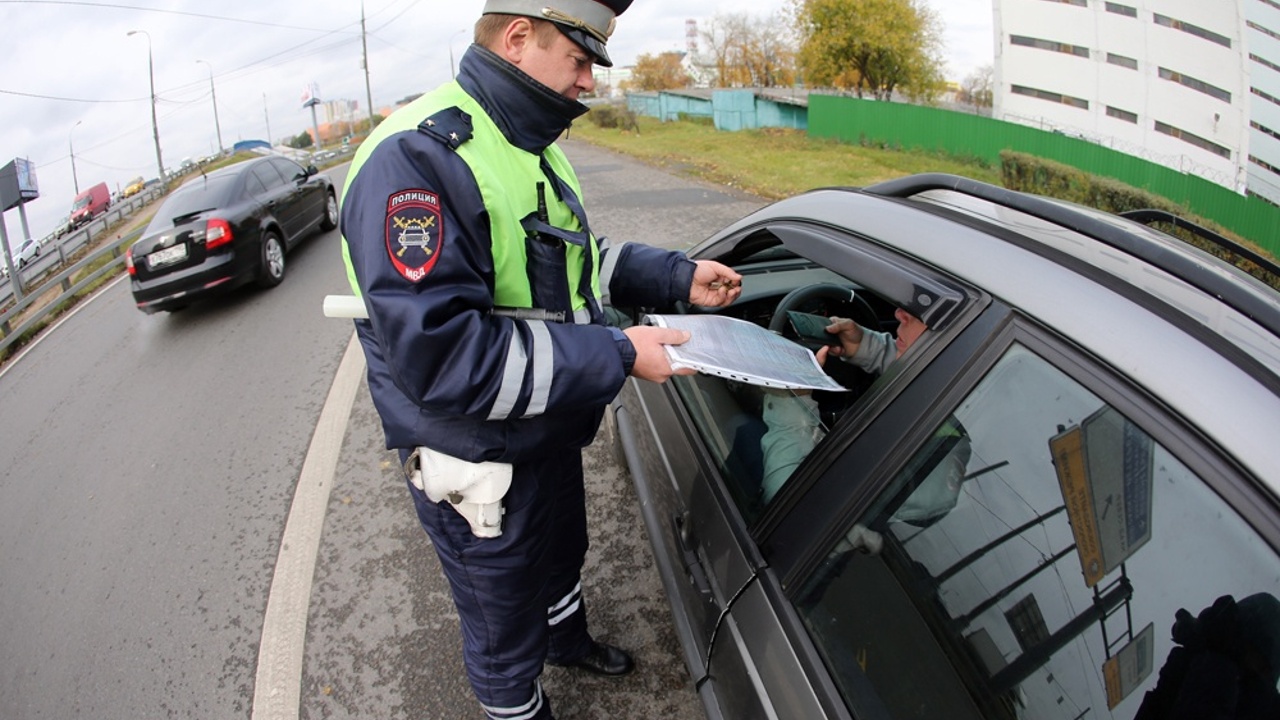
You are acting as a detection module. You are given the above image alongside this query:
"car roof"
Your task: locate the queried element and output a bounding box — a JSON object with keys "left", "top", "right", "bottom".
{"left": 176, "top": 155, "right": 296, "bottom": 187}
{"left": 702, "top": 175, "right": 1280, "bottom": 491}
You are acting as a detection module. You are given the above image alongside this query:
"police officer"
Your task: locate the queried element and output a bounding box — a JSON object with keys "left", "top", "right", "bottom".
{"left": 339, "top": 1, "right": 742, "bottom": 718}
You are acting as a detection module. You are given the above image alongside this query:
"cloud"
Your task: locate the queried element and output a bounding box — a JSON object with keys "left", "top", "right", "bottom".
{"left": 0, "top": 0, "right": 991, "bottom": 245}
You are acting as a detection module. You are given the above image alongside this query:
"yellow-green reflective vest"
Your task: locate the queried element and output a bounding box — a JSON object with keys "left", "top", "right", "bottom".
{"left": 340, "top": 81, "right": 601, "bottom": 316}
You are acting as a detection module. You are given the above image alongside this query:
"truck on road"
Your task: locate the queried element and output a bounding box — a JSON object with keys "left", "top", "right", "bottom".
{"left": 70, "top": 182, "right": 111, "bottom": 228}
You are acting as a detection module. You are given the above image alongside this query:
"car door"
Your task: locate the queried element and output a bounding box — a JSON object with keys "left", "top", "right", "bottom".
{"left": 248, "top": 161, "right": 300, "bottom": 240}
{"left": 614, "top": 216, "right": 981, "bottom": 718}
{"left": 766, "top": 302, "right": 1280, "bottom": 719}
{"left": 269, "top": 157, "right": 324, "bottom": 242}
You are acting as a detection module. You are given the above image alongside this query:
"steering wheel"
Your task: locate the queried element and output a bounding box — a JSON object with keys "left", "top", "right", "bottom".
{"left": 767, "top": 283, "right": 881, "bottom": 337}
{"left": 767, "top": 283, "right": 883, "bottom": 420}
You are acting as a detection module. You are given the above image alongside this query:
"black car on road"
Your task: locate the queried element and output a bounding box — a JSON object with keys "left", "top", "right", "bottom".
{"left": 611, "top": 174, "right": 1280, "bottom": 720}
{"left": 127, "top": 155, "right": 337, "bottom": 313}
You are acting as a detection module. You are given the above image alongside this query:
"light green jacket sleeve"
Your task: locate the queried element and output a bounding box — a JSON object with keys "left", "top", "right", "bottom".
{"left": 759, "top": 392, "right": 822, "bottom": 503}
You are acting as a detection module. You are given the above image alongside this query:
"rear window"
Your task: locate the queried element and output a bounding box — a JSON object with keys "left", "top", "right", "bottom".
{"left": 145, "top": 174, "right": 239, "bottom": 234}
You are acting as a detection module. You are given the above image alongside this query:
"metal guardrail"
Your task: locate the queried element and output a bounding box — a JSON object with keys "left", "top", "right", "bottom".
{"left": 0, "top": 229, "right": 140, "bottom": 357}
{"left": 1, "top": 186, "right": 162, "bottom": 301}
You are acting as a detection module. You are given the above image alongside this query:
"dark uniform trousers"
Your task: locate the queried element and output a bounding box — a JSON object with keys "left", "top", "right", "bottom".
{"left": 403, "top": 446, "right": 591, "bottom": 718}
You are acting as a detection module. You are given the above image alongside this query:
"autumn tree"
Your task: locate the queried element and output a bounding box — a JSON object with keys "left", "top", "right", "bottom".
{"left": 622, "top": 52, "right": 692, "bottom": 91}
{"left": 699, "top": 12, "right": 797, "bottom": 88}
{"left": 792, "top": 0, "right": 945, "bottom": 102}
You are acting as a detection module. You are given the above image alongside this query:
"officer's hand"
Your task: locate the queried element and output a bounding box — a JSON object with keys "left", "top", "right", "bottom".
{"left": 624, "top": 325, "right": 696, "bottom": 383}
{"left": 688, "top": 261, "right": 742, "bottom": 308}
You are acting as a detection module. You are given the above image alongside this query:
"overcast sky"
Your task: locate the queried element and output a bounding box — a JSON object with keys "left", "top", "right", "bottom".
{"left": 0, "top": 0, "right": 995, "bottom": 246}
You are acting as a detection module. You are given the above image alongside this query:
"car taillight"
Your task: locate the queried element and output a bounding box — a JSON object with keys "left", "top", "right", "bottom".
{"left": 206, "top": 218, "right": 233, "bottom": 249}
{"left": 125, "top": 247, "right": 136, "bottom": 276}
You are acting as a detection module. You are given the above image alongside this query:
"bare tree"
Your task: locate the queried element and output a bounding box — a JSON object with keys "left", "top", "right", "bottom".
{"left": 959, "top": 64, "right": 994, "bottom": 108}
{"left": 698, "top": 12, "right": 797, "bottom": 88}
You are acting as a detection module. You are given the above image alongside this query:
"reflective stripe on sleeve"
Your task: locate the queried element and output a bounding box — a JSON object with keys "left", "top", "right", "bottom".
{"left": 522, "top": 320, "right": 554, "bottom": 417}
{"left": 488, "top": 329, "right": 528, "bottom": 421}
{"left": 597, "top": 239, "right": 623, "bottom": 306}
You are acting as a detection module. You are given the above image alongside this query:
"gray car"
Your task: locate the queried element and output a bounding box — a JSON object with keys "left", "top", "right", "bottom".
{"left": 611, "top": 174, "right": 1280, "bottom": 720}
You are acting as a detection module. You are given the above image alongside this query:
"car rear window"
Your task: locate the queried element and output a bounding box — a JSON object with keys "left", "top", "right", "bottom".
{"left": 145, "top": 174, "right": 239, "bottom": 233}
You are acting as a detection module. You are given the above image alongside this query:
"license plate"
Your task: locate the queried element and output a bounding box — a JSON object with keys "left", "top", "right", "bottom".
{"left": 147, "top": 243, "right": 188, "bottom": 268}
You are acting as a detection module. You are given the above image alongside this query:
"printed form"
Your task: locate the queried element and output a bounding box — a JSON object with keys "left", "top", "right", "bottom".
{"left": 645, "top": 314, "right": 847, "bottom": 391}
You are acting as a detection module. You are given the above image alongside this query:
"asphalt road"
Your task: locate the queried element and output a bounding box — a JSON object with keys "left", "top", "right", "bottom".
{"left": 0, "top": 138, "right": 766, "bottom": 719}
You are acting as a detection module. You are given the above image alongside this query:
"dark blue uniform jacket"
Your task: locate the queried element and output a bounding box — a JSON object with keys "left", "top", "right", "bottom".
{"left": 342, "top": 46, "right": 695, "bottom": 463}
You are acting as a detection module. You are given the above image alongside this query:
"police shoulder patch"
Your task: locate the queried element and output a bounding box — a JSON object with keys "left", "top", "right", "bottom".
{"left": 385, "top": 189, "right": 443, "bottom": 282}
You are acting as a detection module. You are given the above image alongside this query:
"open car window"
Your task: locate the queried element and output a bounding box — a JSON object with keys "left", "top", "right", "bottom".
{"left": 792, "top": 340, "right": 1280, "bottom": 719}
{"left": 666, "top": 232, "right": 943, "bottom": 525}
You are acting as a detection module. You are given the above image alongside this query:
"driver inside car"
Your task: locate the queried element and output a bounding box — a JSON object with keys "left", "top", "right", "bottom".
{"left": 759, "top": 310, "right": 972, "bottom": 536}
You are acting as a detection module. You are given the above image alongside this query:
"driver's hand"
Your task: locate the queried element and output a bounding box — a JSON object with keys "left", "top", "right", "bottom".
{"left": 824, "top": 317, "right": 865, "bottom": 359}
{"left": 789, "top": 345, "right": 833, "bottom": 398}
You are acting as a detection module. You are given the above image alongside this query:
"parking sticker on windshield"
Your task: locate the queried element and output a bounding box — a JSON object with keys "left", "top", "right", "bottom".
{"left": 385, "top": 189, "right": 443, "bottom": 282}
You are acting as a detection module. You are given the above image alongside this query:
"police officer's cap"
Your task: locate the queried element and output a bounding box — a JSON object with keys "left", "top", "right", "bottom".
{"left": 482, "top": 0, "right": 633, "bottom": 68}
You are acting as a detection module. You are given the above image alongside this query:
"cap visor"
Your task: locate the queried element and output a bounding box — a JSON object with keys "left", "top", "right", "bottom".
{"left": 557, "top": 25, "right": 612, "bottom": 67}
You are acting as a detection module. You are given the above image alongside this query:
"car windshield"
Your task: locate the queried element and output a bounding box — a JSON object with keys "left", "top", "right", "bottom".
{"left": 72, "top": 195, "right": 91, "bottom": 210}
{"left": 145, "top": 174, "right": 238, "bottom": 234}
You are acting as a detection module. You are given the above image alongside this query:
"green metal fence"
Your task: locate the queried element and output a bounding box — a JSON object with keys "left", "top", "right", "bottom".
{"left": 808, "top": 95, "right": 1279, "bottom": 256}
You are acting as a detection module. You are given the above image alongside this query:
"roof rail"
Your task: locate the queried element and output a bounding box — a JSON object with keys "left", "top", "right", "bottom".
{"left": 1120, "top": 208, "right": 1280, "bottom": 280}
{"left": 864, "top": 174, "right": 1280, "bottom": 339}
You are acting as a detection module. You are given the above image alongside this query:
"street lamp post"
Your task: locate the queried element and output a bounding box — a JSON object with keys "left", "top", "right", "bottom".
{"left": 127, "top": 29, "right": 166, "bottom": 186}
{"left": 195, "top": 59, "right": 224, "bottom": 156}
{"left": 68, "top": 120, "right": 82, "bottom": 195}
{"left": 449, "top": 29, "right": 469, "bottom": 80}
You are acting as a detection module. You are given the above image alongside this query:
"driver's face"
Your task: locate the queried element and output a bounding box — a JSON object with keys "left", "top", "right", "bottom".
{"left": 894, "top": 309, "right": 927, "bottom": 358}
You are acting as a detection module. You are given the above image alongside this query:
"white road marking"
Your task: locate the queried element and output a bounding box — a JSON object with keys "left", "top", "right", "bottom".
{"left": 251, "top": 331, "right": 365, "bottom": 720}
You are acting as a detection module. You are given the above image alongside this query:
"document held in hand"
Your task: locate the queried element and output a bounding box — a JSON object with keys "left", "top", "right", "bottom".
{"left": 645, "top": 314, "right": 847, "bottom": 391}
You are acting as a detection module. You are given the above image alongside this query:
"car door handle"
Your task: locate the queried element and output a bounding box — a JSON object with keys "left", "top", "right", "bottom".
{"left": 672, "top": 512, "right": 714, "bottom": 598}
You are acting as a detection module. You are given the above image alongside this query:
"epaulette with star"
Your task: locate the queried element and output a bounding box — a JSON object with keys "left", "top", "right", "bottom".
{"left": 418, "top": 107, "right": 473, "bottom": 150}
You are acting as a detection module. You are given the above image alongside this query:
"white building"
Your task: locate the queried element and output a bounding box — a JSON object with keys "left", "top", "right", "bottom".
{"left": 993, "top": 0, "right": 1280, "bottom": 204}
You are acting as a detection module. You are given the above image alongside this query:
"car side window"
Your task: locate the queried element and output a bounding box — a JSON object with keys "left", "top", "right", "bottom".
{"left": 670, "top": 270, "right": 900, "bottom": 523}
{"left": 251, "top": 163, "right": 287, "bottom": 191}
{"left": 793, "top": 342, "right": 1280, "bottom": 719}
{"left": 270, "top": 158, "right": 303, "bottom": 183}
{"left": 244, "top": 173, "right": 268, "bottom": 197}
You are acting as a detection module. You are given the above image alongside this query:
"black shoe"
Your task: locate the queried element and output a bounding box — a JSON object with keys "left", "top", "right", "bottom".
{"left": 551, "top": 640, "right": 635, "bottom": 677}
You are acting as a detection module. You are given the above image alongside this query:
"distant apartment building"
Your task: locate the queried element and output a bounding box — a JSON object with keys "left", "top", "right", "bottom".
{"left": 993, "top": 0, "right": 1280, "bottom": 205}
{"left": 321, "top": 99, "right": 360, "bottom": 125}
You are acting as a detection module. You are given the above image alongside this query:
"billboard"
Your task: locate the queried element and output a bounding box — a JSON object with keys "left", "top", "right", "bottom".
{"left": 0, "top": 157, "right": 40, "bottom": 211}
{"left": 301, "top": 82, "right": 321, "bottom": 108}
